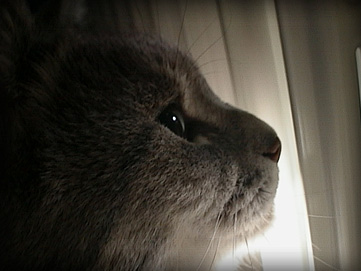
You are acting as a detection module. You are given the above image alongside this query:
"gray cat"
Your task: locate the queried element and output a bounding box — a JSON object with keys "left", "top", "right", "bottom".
{"left": 0, "top": 0, "right": 281, "bottom": 270}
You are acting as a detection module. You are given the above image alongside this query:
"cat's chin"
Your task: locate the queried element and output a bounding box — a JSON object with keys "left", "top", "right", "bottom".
{"left": 217, "top": 199, "right": 275, "bottom": 241}
{"left": 216, "top": 166, "right": 278, "bottom": 238}
{"left": 163, "top": 206, "right": 275, "bottom": 271}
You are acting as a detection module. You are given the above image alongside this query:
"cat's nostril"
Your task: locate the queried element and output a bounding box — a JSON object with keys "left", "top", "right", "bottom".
{"left": 263, "top": 137, "right": 281, "bottom": 163}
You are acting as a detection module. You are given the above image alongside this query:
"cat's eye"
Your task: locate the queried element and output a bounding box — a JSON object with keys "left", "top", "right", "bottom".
{"left": 158, "top": 108, "right": 185, "bottom": 138}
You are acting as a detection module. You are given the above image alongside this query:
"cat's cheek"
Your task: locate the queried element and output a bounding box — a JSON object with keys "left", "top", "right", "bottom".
{"left": 266, "top": 162, "right": 280, "bottom": 196}
{"left": 244, "top": 165, "right": 279, "bottom": 235}
{"left": 179, "top": 157, "right": 240, "bottom": 224}
{"left": 197, "top": 162, "right": 240, "bottom": 222}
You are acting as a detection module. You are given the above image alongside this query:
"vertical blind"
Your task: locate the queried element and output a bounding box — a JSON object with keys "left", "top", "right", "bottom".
{"left": 277, "top": 1, "right": 361, "bottom": 270}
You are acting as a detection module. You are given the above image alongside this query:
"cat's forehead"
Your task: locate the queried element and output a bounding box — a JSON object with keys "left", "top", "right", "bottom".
{"left": 62, "top": 33, "right": 204, "bottom": 111}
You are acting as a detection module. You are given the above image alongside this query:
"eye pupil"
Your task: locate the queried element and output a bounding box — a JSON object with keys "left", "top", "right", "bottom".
{"left": 158, "top": 108, "right": 185, "bottom": 138}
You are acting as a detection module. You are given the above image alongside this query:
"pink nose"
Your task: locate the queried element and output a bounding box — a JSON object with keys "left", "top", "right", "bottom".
{"left": 263, "top": 137, "right": 281, "bottom": 163}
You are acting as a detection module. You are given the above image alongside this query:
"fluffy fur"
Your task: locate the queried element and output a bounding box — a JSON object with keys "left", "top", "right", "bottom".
{"left": 0, "top": 1, "right": 281, "bottom": 270}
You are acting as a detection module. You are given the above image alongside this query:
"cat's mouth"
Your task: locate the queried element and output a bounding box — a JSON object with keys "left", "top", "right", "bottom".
{"left": 215, "top": 180, "right": 276, "bottom": 239}
{"left": 220, "top": 170, "right": 277, "bottom": 224}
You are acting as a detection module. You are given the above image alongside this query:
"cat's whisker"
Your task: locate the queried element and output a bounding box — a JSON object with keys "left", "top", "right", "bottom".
{"left": 209, "top": 234, "right": 222, "bottom": 271}
{"left": 192, "top": 35, "right": 223, "bottom": 69}
{"left": 175, "top": 3, "right": 233, "bottom": 76}
{"left": 175, "top": 0, "right": 188, "bottom": 69}
{"left": 183, "top": 14, "right": 219, "bottom": 60}
{"left": 155, "top": 0, "right": 161, "bottom": 38}
{"left": 197, "top": 212, "right": 222, "bottom": 271}
{"left": 308, "top": 214, "right": 334, "bottom": 219}
{"left": 244, "top": 236, "right": 255, "bottom": 271}
{"left": 312, "top": 243, "right": 321, "bottom": 251}
{"left": 188, "top": 5, "right": 233, "bottom": 74}
{"left": 233, "top": 209, "right": 237, "bottom": 264}
{"left": 197, "top": 58, "right": 228, "bottom": 70}
{"left": 260, "top": 232, "right": 270, "bottom": 245}
{"left": 202, "top": 71, "right": 226, "bottom": 77}
{"left": 300, "top": 188, "right": 335, "bottom": 197}
{"left": 134, "top": 1, "right": 146, "bottom": 33}
{"left": 313, "top": 256, "right": 340, "bottom": 271}
{"left": 177, "top": 5, "right": 219, "bottom": 74}
{"left": 176, "top": 239, "right": 179, "bottom": 271}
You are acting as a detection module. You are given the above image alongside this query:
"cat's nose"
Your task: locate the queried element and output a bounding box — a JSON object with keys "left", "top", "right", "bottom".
{"left": 262, "top": 137, "right": 281, "bottom": 163}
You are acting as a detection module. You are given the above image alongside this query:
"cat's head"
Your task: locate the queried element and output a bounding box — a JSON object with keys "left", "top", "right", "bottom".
{"left": 0, "top": 1, "right": 281, "bottom": 270}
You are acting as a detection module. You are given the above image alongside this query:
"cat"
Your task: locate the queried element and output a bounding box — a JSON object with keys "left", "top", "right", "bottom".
{"left": 0, "top": 0, "right": 281, "bottom": 270}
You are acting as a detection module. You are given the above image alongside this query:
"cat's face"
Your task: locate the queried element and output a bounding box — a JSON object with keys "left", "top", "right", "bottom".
{"left": 0, "top": 3, "right": 280, "bottom": 270}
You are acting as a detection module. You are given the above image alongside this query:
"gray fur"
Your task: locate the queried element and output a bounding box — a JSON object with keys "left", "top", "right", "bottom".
{"left": 0, "top": 1, "right": 280, "bottom": 270}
